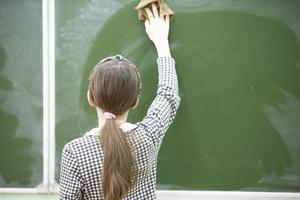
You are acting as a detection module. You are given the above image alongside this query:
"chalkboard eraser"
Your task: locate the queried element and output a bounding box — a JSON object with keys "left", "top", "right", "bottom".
{"left": 134, "top": 0, "right": 175, "bottom": 21}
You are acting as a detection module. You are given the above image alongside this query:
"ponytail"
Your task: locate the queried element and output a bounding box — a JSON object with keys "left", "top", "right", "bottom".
{"left": 88, "top": 55, "right": 140, "bottom": 199}
{"left": 100, "top": 119, "right": 135, "bottom": 200}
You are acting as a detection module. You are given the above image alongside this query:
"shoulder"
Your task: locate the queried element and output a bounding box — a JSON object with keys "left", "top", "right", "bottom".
{"left": 120, "top": 122, "right": 139, "bottom": 132}
{"left": 62, "top": 133, "right": 98, "bottom": 155}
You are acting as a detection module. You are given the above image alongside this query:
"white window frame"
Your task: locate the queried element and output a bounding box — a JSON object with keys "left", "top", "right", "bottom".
{"left": 0, "top": 0, "right": 299, "bottom": 199}
{"left": 0, "top": 0, "right": 57, "bottom": 193}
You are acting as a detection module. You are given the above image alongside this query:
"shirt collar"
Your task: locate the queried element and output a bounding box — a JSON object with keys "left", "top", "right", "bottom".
{"left": 85, "top": 122, "right": 138, "bottom": 136}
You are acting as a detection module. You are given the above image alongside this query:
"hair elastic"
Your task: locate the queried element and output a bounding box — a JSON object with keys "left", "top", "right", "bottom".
{"left": 103, "top": 112, "right": 117, "bottom": 120}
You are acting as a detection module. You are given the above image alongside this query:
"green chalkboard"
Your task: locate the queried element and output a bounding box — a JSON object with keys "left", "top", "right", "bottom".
{"left": 55, "top": 0, "right": 300, "bottom": 191}
{"left": 0, "top": 0, "right": 43, "bottom": 187}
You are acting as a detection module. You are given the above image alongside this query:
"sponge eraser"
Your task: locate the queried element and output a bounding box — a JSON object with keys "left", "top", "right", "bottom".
{"left": 134, "top": 0, "right": 175, "bottom": 21}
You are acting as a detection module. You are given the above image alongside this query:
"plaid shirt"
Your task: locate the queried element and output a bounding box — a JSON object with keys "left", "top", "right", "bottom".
{"left": 59, "top": 57, "right": 181, "bottom": 199}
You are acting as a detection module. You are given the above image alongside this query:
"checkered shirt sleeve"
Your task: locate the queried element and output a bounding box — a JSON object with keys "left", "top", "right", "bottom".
{"left": 138, "top": 57, "right": 181, "bottom": 148}
{"left": 59, "top": 144, "right": 84, "bottom": 199}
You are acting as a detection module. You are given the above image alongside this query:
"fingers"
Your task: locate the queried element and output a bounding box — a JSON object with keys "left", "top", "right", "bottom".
{"left": 144, "top": 7, "right": 153, "bottom": 19}
{"left": 151, "top": 3, "right": 159, "bottom": 18}
{"left": 144, "top": 3, "right": 160, "bottom": 20}
{"left": 144, "top": 3, "right": 171, "bottom": 23}
{"left": 165, "top": 14, "right": 170, "bottom": 23}
{"left": 159, "top": 6, "right": 164, "bottom": 20}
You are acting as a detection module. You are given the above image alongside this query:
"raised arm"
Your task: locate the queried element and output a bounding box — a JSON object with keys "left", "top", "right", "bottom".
{"left": 138, "top": 4, "right": 181, "bottom": 149}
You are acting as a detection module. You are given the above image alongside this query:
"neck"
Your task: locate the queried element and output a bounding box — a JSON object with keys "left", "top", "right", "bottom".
{"left": 96, "top": 108, "right": 129, "bottom": 129}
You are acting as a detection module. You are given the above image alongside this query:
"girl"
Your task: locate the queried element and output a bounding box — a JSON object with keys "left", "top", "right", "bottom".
{"left": 59, "top": 3, "right": 181, "bottom": 200}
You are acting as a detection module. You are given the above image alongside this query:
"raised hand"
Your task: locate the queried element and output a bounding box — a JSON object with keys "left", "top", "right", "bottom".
{"left": 144, "top": 3, "right": 171, "bottom": 57}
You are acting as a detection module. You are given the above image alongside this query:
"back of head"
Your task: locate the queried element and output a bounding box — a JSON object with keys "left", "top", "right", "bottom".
{"left": 88, "top": 55, "right": 141, "bottom": 200}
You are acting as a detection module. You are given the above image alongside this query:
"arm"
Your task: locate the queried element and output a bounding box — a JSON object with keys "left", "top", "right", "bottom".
{"left": 138, "top": 4, "right": 181, "bottom": 148}
{"left": 59, "top": 143, "right": 84, "bottom": 200}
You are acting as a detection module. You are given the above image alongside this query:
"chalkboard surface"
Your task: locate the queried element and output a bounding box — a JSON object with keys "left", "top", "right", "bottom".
{"left": 55, "top": 0, "right": 300, "bottom": 191}
{"left": 0, "top": 0, "right": 43, "bottom": 187}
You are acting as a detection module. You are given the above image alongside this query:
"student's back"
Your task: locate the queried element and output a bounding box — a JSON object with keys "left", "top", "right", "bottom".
{"left": 59, "top": 4, "right": 180, "bottom": 200}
